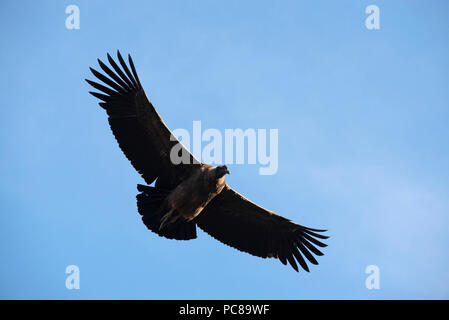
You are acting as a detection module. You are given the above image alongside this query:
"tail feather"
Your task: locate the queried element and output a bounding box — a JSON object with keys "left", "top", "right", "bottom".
{"left": 136, "top": 184, "right": 197, "bottom": 240}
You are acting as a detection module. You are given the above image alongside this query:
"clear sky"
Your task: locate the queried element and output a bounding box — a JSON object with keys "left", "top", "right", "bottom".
{"left": 1, "top": 0, "right": 448, "bottom": 299}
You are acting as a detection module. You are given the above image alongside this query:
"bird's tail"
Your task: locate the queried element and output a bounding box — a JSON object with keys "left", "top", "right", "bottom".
{"left": 136, "top": 184, "right": 197, "bottom": 240}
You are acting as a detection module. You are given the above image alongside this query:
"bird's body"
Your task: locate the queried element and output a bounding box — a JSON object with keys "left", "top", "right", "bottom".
{"left": 163, "top": 165, "right": 228, "bottom": 223}
{"left": 86, "top": 51, "right": 329, "bottom": 272}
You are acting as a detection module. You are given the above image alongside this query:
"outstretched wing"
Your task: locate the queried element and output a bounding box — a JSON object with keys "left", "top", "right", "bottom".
{"left": 86, "top": 51, "right": 200, "bottom": 188}
{"left": 195, "top": 186, "right": 328, "bottom": 272}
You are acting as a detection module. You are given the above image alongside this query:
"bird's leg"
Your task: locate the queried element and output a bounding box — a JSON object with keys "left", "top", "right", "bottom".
{"left": 159, "top": 209, "right": 174, "bottom": 230}
{"left": 159, "top": 208, "right": 179, "bottom": 230}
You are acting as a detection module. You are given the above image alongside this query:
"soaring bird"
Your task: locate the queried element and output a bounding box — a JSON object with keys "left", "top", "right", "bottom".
{"left": 86, "top": 51, "right": 328, "bottom": 272}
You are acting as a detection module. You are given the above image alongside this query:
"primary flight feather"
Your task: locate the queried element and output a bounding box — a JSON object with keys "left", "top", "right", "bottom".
{"left": 86, "top": 51, "right": 328, "bottom": 272}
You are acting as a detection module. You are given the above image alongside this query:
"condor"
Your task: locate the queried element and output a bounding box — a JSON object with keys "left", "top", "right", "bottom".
{"left": 86, "top": 51, "right": 328, "bottom": 272}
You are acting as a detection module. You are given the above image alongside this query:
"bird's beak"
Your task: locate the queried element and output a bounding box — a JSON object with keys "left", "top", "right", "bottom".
{"left": 226, "top": 169, "right": 230, "bottom": 175}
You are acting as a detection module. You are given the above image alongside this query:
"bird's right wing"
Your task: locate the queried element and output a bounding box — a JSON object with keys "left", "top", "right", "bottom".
{"left": 86, "top": 51, "right": 200, "bottom": 188}
{"left": 195, "top": 185, "right": 328, "bottom": 272}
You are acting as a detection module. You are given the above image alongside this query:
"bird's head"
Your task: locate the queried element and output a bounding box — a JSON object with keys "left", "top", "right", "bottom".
{"left": 215, "top": 165, "right": 230, "bottom": 179}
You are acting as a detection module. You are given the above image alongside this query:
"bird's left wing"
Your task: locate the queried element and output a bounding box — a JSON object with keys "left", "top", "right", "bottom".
{"left": 195, "top": 185, "right": 328, "bottom": 272}
{"left": 86, "top": 51, "right": 200, "bottom": 188}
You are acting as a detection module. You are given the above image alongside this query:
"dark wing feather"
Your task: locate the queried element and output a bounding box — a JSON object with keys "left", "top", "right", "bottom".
{"left": 195, "top": 186, "right": 328, "bottom": 272}
{"left": 86, "top": 51, "right": 200, "bottom": 187}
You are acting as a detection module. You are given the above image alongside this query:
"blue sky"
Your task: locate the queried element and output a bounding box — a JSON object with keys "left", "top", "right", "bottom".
{"left": 1, "top": 0, "right": 449, "bottom": 299}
